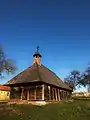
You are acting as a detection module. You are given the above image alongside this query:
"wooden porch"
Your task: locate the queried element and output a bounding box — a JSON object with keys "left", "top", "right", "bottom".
{"left": 10, "top": 84, "right": 71, "bottom": 101}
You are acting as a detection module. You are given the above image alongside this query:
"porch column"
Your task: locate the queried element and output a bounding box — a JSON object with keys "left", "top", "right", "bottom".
{"left": 21, "top": 87, "right": 24, "bottom": 100}
{"left": 62, "top": 90, "right": 64, "bottom": 100}
{"left": 48, "top": 86, "right": 51, "bottom": 100}
{"left": 60, "top": 90, "right": 62, "bottom": 100}
{"left": 58, "top": 89, "right": 60, "bottom": 101}
{"left": 63, "top": 91, "right": 65, "bottom": 100}
{"left": 27, "top": 89, "right": 30, "bottom": 100}
{"left": 34, "top": 87, "right": 36, "bottom": 100}
{"left": 66, "top": 92, "right": 67, "bottom": 100}
{"left": 42, "top": 84, "right": 44, "bottom": 100}
{"left": 55, "top": 88, "right": 57, "bottom": 101}
{"left": 52, "top": 87, "right": 55, "bottom": 101}
{"left": 65, "top": 92, "right": 67, "bottom": 100}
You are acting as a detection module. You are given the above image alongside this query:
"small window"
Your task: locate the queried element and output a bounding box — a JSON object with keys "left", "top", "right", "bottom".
{"left": 7, "top": 92, "right": 9, "bottom": 96}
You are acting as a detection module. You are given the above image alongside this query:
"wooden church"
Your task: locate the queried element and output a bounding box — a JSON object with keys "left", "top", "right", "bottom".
{"left": 5, "top": 47, "right": 72, "bottom": 102}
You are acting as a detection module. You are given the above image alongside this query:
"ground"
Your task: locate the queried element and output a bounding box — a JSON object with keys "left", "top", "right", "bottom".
{"left": 0, "top": 99, "right": 90, "bottom": 120}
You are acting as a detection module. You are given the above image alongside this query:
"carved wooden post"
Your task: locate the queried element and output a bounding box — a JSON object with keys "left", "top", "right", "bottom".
{"left": 34, "top": 87, "right": 36, "bottom": 100}
{"left": 58, "top": 89, "right": 60, "bottom": 101}
{"left": 55, "top": 88, "right": 57, "bottom": 101}
{"left": 52, "top": 87, "right": 55, "bottom": 101}
{"left": 50, "top": 86, "right": 52, "bottom": 100}
{"left": 21, "top": 87, "right": 24, "bottom": 100}
{"left": 65, "top": 91, "right": 67, "bottom": 100}
{"left": 62, "top": 90, "right": 64, "bottom": 100}
{"left": 63, "top": 91, "right": 65, "bottom": 100}
{"left": 42, "top": 84, "right": 44, "bottom": 100}
{"left": 60, "top": 90, "right": 62, "bottom": 100}
{"left": 27, "top": 89, "right": 29, "bottom": 100}
{"left": 48, "top": 86, "right": 51, "bottom": 100}
{"left": 65, "top": 91, "right": 66, "bottom": 100}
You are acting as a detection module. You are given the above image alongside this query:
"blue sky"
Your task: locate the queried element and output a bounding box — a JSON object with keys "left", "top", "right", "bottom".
{"left": 0, "top": 0, "right": 90, "bottom": 91}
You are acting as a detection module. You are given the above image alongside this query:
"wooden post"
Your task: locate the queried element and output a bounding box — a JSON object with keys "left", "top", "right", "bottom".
{"left": 42, "top": 84, "right": 44, "bottom": 100}
{"left": 27, "top": 89, "right": 29, "bottom": 100}
{"left": 55, "top": 88, "right": 57, "bottom": 101}
{"left": 62, "top": 90, "right": 64, "bottom": 100}
{"left": 50, "top": 86, "right": 52, "bottom": 100}
{"left": 66, "top": 92, "right": 67, "bottom": 100}
{"left": 63, "top": 91, "right": 65, "bottom": 100}
{"left": 60, "top": 90, "right": 62, "bottom": 100}
{"left": 48, "top": 86, "right": 51, "bottom": 100}
{"left": 21, "top": 87, "right": 24, "bottom": 100}
{"left": 58, "top": 89, "right": 60, "bottom": 101}
{"left": 34, "top": 87, "right": 36, "bottom": 100}
{"left": 52, "top": 87, "right": 55, "bottom": 101}
{"left": 64, "top": 91, "right": 66, "bottom": 100}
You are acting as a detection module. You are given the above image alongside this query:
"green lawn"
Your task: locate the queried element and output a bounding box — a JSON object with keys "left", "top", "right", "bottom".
{"left": 0, "top": 100, "right": 90, "bottom": 120}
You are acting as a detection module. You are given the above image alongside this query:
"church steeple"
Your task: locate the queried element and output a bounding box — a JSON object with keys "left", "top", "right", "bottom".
{"left": 33, "top": 46, "right": 42, "bottom": 65}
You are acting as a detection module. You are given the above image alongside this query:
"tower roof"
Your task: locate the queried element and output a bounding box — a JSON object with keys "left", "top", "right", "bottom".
{"left": 5, "top": 63, "right": 72, "bottom": 91}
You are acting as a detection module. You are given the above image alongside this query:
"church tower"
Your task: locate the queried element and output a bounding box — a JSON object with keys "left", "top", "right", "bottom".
{"left": 33, "top": 46, "right": 42, "bottom": 65}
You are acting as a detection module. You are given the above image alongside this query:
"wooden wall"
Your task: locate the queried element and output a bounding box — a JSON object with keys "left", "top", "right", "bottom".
{"left": 36, "top": 86, "right": 42, "bottom": 100}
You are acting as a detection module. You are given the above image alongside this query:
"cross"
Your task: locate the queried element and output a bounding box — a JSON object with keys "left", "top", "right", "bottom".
{"left": 37, "top": 46, "right": 39, "bottom": 52}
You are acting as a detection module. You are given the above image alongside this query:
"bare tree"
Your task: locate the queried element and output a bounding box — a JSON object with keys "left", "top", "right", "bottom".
{"left": 64, "top": 70, "right": 82, "bottom": 91}
{"left": 81, "top": 64, "right": 90, "bottom": 92}
{"left": 0, "top": 44, "right": 17, "bottom": 78}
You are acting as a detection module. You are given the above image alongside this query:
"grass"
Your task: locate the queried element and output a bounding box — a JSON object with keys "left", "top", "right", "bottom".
{"left": 0, "top": 99, "right": 90, "bottom": 120}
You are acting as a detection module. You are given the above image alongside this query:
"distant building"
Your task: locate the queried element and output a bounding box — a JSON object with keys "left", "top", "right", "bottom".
{"left": 5, "top": 47, "right": 72, "bottom": 104}
{"left": 0, "top": 85, "right": 11, "bottom": 101}
{"left": 72, "top": 92, "right": 90, "bottom": 97}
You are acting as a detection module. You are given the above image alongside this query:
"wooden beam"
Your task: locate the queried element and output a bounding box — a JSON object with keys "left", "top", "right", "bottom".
{"left": 42, "top": 84, "right": 44, "bottom": 100}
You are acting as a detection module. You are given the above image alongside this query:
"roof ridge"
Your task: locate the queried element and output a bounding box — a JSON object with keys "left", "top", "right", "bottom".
{"left": 35, "top": 63, "right": 42, "bottom": 81}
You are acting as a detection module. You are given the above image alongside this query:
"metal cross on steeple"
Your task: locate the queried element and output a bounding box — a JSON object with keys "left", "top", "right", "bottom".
{"left": 36, "top": 46, "right": 39, "bottom": 52}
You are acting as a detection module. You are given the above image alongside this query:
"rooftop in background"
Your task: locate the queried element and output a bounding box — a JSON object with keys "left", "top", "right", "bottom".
{"left": 0, "top": 85, "right": 11, "bottom": 91}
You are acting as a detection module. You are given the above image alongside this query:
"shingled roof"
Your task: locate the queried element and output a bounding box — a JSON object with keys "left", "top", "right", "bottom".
{"left": 6, "top": 63, "right": 72, "bottom": 91}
